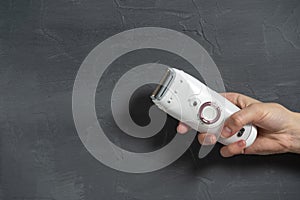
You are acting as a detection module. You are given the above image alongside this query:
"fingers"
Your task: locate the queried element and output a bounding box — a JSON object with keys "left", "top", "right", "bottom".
{"left": 177, "top": 122, "right": 190, "bottom": 134}
{"left": 177, "top": 122, "right": 217, "bottom": 145}
{"left": 220, "top": 140, "right": 246, "bottom": 157}
{"left": 220, "top": 92, "right": 260, "bottom": 109}
{"left": 198, "top": 133, "right": 217, "bottom": 145}
{"left": 220, "top": 135, "right": 290, "bottom": 157}
{"left": 243, "top": 136, "right": 288, "bottom": 155}
{"left": 221, "top": 103, "right": 265, "bottom": 138}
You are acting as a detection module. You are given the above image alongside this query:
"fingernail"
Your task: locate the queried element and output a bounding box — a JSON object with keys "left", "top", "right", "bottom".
{"left": 177, "top": 126, "right": 185, "bottom": 134}
{"left": 210, "top": 135, "right": 216, "bottom": 144}
{"left": 204, "top": 135, "right": 216, "bottom": 145}
{"left": 238, "top": 140, "right": 246, "bottom": 147}
{"left": 221, "top": 127, "right": 232, "bottom": 138}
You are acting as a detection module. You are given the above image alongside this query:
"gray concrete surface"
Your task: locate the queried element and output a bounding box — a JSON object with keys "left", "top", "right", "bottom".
{"left": 1, "top": 0, "right": 300, "bottom": 200}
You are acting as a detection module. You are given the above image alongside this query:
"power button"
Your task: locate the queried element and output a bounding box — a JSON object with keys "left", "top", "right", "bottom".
{"left": 199, "top": 102, "right": 221, "bottom": 124}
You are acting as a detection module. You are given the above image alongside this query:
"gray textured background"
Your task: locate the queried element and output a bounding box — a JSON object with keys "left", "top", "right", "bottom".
{"left": 1, "top": 0, "right": 300, "bottom": 200}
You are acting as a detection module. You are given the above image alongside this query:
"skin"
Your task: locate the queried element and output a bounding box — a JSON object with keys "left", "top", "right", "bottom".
{"left": 177, "top": 92, "right": 300, "bottom": 157}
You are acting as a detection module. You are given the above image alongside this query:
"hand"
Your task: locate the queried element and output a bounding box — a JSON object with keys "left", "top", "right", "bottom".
{"left": 177, "top": 92, "right": 300, "bottom": 157}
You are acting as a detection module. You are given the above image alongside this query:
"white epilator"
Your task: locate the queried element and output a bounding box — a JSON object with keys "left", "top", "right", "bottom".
{"left": 151, "top": 68, "right": 257, "bottom": 147}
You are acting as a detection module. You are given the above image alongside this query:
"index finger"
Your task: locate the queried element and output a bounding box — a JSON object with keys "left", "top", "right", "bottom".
{"left": 220, "top": 92, "right": 260, "bottom": 109}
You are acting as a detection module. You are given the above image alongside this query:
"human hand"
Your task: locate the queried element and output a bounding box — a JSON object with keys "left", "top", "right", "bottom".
{"left": 177, "top": 92, "right": 300, "bottom": 157}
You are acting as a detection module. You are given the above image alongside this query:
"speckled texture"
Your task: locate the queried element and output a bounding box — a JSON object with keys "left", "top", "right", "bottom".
{"left": 1, "top": 0, "right": 300, "bottom": 200}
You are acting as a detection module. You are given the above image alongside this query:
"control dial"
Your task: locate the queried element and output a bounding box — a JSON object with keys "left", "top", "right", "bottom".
{"left": 199, "top": 102, "right": 221, "bottom": 124}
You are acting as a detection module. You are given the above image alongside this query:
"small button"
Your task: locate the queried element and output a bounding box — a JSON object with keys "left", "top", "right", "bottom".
{"left": 189, "top": 98, "right": 200, "bottom": 107}
{"left": 237, "top": 128, "right": 245, "bottom": 137}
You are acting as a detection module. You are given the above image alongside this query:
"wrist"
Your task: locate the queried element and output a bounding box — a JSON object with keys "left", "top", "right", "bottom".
{"left": 287, "top": 112, "right": 300, "bottom": 154}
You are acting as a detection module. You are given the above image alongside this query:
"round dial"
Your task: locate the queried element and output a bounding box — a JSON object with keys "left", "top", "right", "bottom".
{"left": 199, "top": 102, "right": 221, "bottom": 124}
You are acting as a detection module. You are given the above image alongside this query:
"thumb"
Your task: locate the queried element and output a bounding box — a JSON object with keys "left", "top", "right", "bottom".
{"left": 221, "top": 103, "right": 265, "bottom": 138}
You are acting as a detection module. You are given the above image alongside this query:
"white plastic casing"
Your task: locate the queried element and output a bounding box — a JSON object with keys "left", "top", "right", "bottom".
{"left": 152, "top": 68, "right": 257, "bottom": 147}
